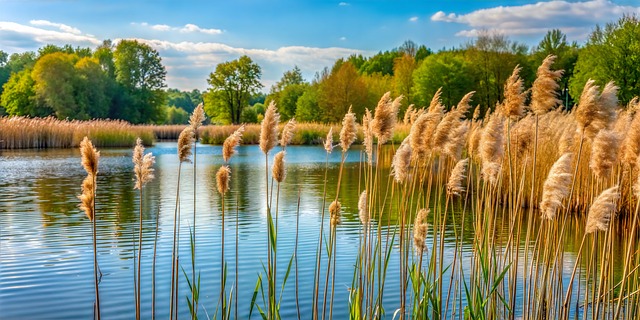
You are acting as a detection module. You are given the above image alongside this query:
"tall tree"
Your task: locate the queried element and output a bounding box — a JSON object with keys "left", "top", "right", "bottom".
{"left": 393, "top": 53, "right": 417, "bottom": 108}
{"left": 570, "top": 15, "right": 640, "bottom": 105}
{"left": 413, "top": 51, "right": 474, "bottom": 110}
{"left": 113, "top": 39, "right": 167, "bottom": 123}
{"left": 1, "top": 69, "right": 50, "bottom": 117}
{"left": 206, "top": 55, "right": 263, "bottom": 124}
{"left": 319, "top": 60, "right": 368, "bottom": 121}
{"left": 32, "top": 52, "right": 82, "bottom": 119}
{"left": 266, "top": 66, "right": 307, "bottom": 120}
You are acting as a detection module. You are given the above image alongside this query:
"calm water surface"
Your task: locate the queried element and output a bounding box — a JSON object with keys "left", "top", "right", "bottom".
{"left": 0, "top": 142, "right": 627, "bottom": 319}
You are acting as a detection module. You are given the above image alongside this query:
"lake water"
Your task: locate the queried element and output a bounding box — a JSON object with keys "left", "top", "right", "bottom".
{"left": 0, "top": 142, "right": 631, "bottom": 319}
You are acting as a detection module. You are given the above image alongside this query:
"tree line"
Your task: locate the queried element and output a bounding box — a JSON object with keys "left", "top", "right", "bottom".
{"left": 2, "top": 15, "right": 640, "bottom": 124}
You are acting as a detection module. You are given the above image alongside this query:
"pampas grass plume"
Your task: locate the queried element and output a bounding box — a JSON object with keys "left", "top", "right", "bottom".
{"left": 133, "top": 138, "right": 155, "bottom": 190}
{"left": 358, "top": 190, "right": 369, "bottom": 227}
{"left": 447, "top": 158, "right": 469, "bottom": 196}
{"left": 372, "top": 92, "right": 397, "bottom": 145}
{"left": 216, "top": 165, "right": 231, "bottom": 195}
{"left": 531, "top": 55, "right": 563, "bottom": 115}
{"left": 324, "top": 127, "right": 334, "bottom": 154}
{"left": 79, "top": 175, "right": 95, "bottom": 221}
{"left": 585, "top": 185, "right": 620, "bottom": 233}
{"left": 329, "top": 200, "right": 341, "bottom": 227}
{"left": 503, "top": 65, "right": 526, "bottom": 119}
{"left": 391, "top": 137, "right": 412, "bottom": 183}
{"left": 80, "top": 136, "right": 100, "bottom": 176}
{"left": 260, "top": 101, "right": 280, "bottom": 154}
{"left": 340, "top": 107, "right": 357, "bottom": 152}
{"left": 189, "top": 103, "right": 206, "bottom": 132}
{"left": 272, "top": 151, "right": 286, "bottom": 183}
{"left": 413, "top": 208, "right": 429, "bottom": 256}
{"left": 223, "top": 125, "right": 245, "bottom": 163}
{"left": 540, "top": 153, "right": 573, "bottom": 220}
{"left": 178, "top": 126, "right": 195, "bottom": 163}
{"left": 280, "top": 118, "right": 296, "bottom": 148}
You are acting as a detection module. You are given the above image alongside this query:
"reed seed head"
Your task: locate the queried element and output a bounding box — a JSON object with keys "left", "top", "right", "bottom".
{"left": 403, "top": 105, "right": 414, "bottom": 125}
{"left": 413, "top": 208, "right": 429, "bottom": 256}
{"left": 329, "top": 200, "right": 341, "bottom": 227}
{"left": 272, "top": 150, "right": 286, "bottom": 183}
{"left": 324, "top": 127, "right": 334, "bottom": 154}
{"left": 133, "top": 137, "right": 155, "bottom": 190}
{"left": 428, "top": 88, "right": 444, "bottom": 114}
{"left": 447, "top": 158, "right": 469, "bottom": 196}
{"left": 280, "top": 118, "right": 296, "bottom": 148}
{"left": 80, "top": 136, "right": 100, "bottom": 176}
{"left": 358, "top": 190, "right": 369, "bottom": 228}
{"left": 260, "top": 101, "right": 280, "bottom": 155}
{"left": 340, "top": 106, "right": 357, "bottom": 152}
{"left": 391, "top": 137, "right": 412, "bottom": 183}
{"left": 585, "top": 186, "right": 620, "bottom": 233}
{"left": 372, "top": 92, "right": 397, "bottom": 145}
{"left": 223, "top": 125, "right": 245, "bottom": 163}
{"left": 503, "top": 65, "right": 526, "bottom": 120}
{"left": 178, "top": 126, "right": 195, "bottom": 163}
{"left": 589, "top": 129, "right": 621, "bottom": 180}
{"left": 189, "top": 103, "right": 206, "bottom": 132}
{"left": 216, "top": 165, "right": 231, "bottom": 195}
{"left": 540, "top": 153, "right": 573, "bottom": 220}
{"left": 78, "top": 175, "right": 95, "bottom": 221}
{"left": 362, "top": 109, "right": 374, "bottom": 164}
{"left": 531, "top": 55, "right": 564, "bottom": 115}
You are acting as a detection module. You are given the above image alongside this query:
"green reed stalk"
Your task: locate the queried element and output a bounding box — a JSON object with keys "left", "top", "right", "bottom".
{"left": 169, "top": 165, "right": 182, "bottom": 320}
{"left": 136, "top": 187, "right": 143, "bottom": 320}
{"left": 152, "top": 207, "right": 159, "bottom": 320}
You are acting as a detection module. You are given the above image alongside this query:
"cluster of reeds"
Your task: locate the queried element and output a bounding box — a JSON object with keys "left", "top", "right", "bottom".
{"left": 76, "top": 55, "right": 640, "bottom": 319}
{"left": 1, "top": 116, "right": 154, "bottom": 149}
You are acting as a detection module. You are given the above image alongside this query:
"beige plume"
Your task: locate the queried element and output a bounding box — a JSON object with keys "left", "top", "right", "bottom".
{"left": 540, "top": 153, "right": 573, "bottom": 220}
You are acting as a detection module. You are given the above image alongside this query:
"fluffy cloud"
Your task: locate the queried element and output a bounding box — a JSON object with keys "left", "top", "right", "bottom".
{"left": 135, "top": 22, "right": 222, "bottom": 35}
{"left": 431, "top": 0, "right": 640, "bottom": 38}
{"left": 0, "top": 21, "right": 100, "bottom": 48}
{"left": 409, "top": 16, "right": 419, "bottom": 22}
{"left": 30, "top": 20, "right": 81, "bottom": 34}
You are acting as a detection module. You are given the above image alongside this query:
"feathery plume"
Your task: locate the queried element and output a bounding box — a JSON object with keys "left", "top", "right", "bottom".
{"left": 433, "top": 92, "right": 474, "bottom": 152}
{"left": 510, "top": 115, "right": 535, "bottom": 158}
{"left": 340, "top": 106, "right": 357, "bottom": 152}
{"left": 79, "top": 175, "right": 95, "bottom": 221}
{"left": 358, "top": 190, "right": 369, "bottom": 228}
{"left": 410, "top": 112, "right": 439, "bottom": 159}
{"left": 447, "top": 158, "right": 469, "bottom": 196}
{"left": 178, "top": 126, "right": 195, "bottom": 163}
{"left": 589, "top": 129, "right": 621, "bottom": 179}
{"left": 80, "top": 137, "right": 100, "bottom": 176}
{"left": 531, "top": 55, "right": 563, "bottom": 115}
{"left": 391, "top": 137, "right": 412, "bottom": 183}
{"left": 372, "top": 92, "right": 397, "bottom": 145}
{"left": 403, "top": 104, "right": 414, "bottom": 125}
{"left": 576, "top": 79, "right": 619, "bottom": 139}
{"left": 324, "top": 127, "right": 334, "bottom": 154}
{"left": 623, "top": 109, "right": 640, "bottom": 166}
{"left": 362, "top": 109, "right": 374, "bottom": 163}
{"left": 391, "top": 95, "right": 404, "bottom": 113}
{"left": 473, "top": 105, "right": 481, "bottom": 121}
{"left": 428, "top": 88, "right": 444, "bottom": 114}
{"left": 272, "top": 151, "right": 286, "bottom": 183}
{"left": 442, "top": 121, "right": 470, "bottom": 161}
{"left": 558, "top": 124, "right": 576, "bottom": 154}
{"left": 216, "top": 165, "right": 231, "bottom": 195}
{"left": 260, "top": 101, "right": 280, "bottom": 154}
{"left": 540, "top": 153, "right": 573, "bottom": 220}
{"left": 189, "top": 103, "right": 206, "bottom": 132}
{"left": 413, "top": 208, "right": 429, "bottom": 256}
{"left": 223, "top": 125, "right": 245, "bottom": 163}
{"left": 480, "top": 113, "right": 505, "bottom": 185}
{"left": 468, "top": 124, "right": 483, "bottom": 159}
{"left": 329, "top": 200, "right": 341, "bottom": 227}
{"left": 503, "top": 65, "right": 526, "bottom": 119}
{"left": 133, "top": 138, "right": 155, "bottom": 190}
{"left": 633, "top": 155, "right": 640, "bottom": 198}
{"left": 280, "top": 118, "right": 297, "bottom": 148}
{"left": 585, "top": 186, "right": 620, "bottom": 233}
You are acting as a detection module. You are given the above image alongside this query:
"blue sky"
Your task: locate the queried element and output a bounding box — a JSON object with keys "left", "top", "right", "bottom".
{"left": 1, "top": 0, "right": 639, "bottom": 91}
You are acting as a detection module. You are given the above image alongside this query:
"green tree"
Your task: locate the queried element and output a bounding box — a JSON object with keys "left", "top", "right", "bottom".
{"left": 570, "top": 15, "right": 640, "bottom": 105}
{"left": 359, "top": 50, "right": 403, "bottom": 76}
{"left": 75, "top": 57, "right": 110, "bottom": 118}
{"left": 31, "top": 52, "right": 83, "bottom": 119}
{"left": 1, "top": 69, "right": 51, "bottom": 116}
{"left": 393, "top": 53, "right": 417, "bottom": 108}
{"left": 295, "top": 83, "right": 321, "bottom": 122}
{"left": 206, "top": 55, "right": 263, "bottom": 124}
{"left": 413, "top": 51, "right": 474, "bottom": 109}
{"left": 164, "top": 106, "right": 190, "bottom": 124}
{"left": 113, "top": 39, "right": 167, "bottom": 123}
{"left": 266, "top": 67, "right": 307, "bottom": 120}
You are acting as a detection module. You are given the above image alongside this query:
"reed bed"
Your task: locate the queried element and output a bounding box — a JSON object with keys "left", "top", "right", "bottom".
{"left": 0, "top": 116, "right": 154, "bottom": 149}
{"left": 75, "top": 55, "right": 640, "bottom": 319}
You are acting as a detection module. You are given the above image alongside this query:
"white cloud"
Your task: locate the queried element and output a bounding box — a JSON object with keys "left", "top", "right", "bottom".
{"left": 409, "top": 16, "right": 419, "bottom": 22}
{"left": 0, "top": 21, "right": 100, "bottom": 47}
{"left": 339, "top": 2, "right": 349, "bottom": 6}
{"left": 340, "top": 36, "right": 347, "bottom": 41}
{"left": 135, "top": 22, "right": 222, "bottom": 35}
{"left": 29, "top": 19, "right": 81, "bottom": 34}
{"left": 431, "top": 0, "right": 640, "bottom": 39}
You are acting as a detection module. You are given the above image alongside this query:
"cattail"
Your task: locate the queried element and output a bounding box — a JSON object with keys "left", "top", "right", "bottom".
{"left": 531, "top": 55, "right": 564, "bottom": 115}
{"left": 223, "top": 125, "right": 245, "bottom": 163}
{"left": 589, "top": 129, "right": 621, "bottom": 179}
{"left": 133, "top": 138, "right": 155, "bottom": 190}
{"left": 358, "top": 190, "right": 369, "bottom": 227}
{"left": 80, "top": 136, "right": 99, "bottom": 176}
{"left": 329, "top": 200, "right": 341, "bottom": 227}
{"left": 428, "top": 88, "right": 444, "bottom": 114}
{"left": 324, "top": 127, "right": 334, "bottom": 154}
{"left": 362, "top": 109, "right": 374, "bottom": 164}
{"left": 540, "top": 153, "right": 573, "bottom": 220}
{"left": 260, "top": 101, "right": 280, "bottom": 154}
{"left": 178, "top": 126, "right": 195, "bottom": 163}
{"left": 413, "top": 208, "right": 429, "bottom": 256}
{"left": 372, "top": 92, "right": 397, "bottom": 145}
{"left": 340, "top": 107, "right": 357, "bottom": 152}
{"left": 403, "top": 105, "right": 414, "bottom": 124}
{"left": 79, "top": 175, "right": 95, "bottom": 221}
{"left": 189, "top": 103, "right": 206, "bottom": 132}
{"left": 280, "top": 118, "right": 296, "bottom": 148}
{"left": 447, "top": 158, "right": 469, "bottom": 196}
{"left": 391, "top": 137, "right": 412, "bottom": 183}
{"left": 503, "top": 65, "right": 526, "bottom": 119}
{"left": 216, "top": 165, "right": 231, "bottom": 195}
{"left": 585, "top": 186, "right": 620, "bottom": 233}
{"left": 272, "top": 151, "right": 286, "bottom": 183}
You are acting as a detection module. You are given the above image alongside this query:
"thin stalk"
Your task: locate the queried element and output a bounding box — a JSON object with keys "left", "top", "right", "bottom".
{"left": 169, "top": 164, "right": 183, "bottom": 320}
{"left": 92, "top": 174, "right": 101, "bottom": 320}
{"left": 136, "top": 187, "right": 143, "bottom": 320}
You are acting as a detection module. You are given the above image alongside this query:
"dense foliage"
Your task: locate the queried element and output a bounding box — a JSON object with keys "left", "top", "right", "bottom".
{"left": 2, "top": 16, "right": 640, "bottom": 123}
